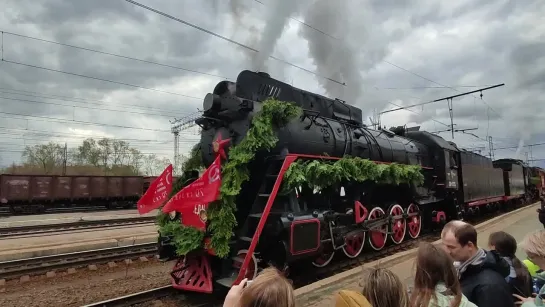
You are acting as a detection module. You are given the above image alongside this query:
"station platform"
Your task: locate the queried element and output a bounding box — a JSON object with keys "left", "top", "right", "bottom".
{"left": 0, "top": 224, "right": 158, "bottom": 261}
{"left": 0, "top": 209, "right": 158, "bottom": 228}
{"left": 294, "top": 203, "right": 542, "bottom": 307}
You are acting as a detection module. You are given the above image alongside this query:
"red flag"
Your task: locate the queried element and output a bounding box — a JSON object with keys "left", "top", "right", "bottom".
{"left": 162, "top": 156, "right": 221, "bottom": 229}
{"left": 137, "top": 164, "right": 173, "bottom": 214}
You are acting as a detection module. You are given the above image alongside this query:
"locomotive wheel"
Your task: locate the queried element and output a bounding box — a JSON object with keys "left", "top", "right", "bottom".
{"left": 311, "top": 242, "right": 335, "bottom": 268}
{"left": 368, "top": 207, "right": 388, "bottom": 250}
{"left": 389, "top": 204, "right": 406, "bottom": 244}
{"left": 235, "top": 250, "right": 258, "bottom": 280}
{"left": 342, "top": 230, "right": 366, "bottom": 258}
{"left": 406, "top": 203, "right": 422, "bottom": 239}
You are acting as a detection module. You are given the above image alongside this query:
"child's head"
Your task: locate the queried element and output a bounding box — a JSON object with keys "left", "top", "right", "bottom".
{"left": 238, "top": 267, "right": 295, "bottom": 307}
{"left": 488, "top": 231, "right": 517, "bottom": 257}
{"left": 360, "top": 267, "right": 408, "bottom": 307}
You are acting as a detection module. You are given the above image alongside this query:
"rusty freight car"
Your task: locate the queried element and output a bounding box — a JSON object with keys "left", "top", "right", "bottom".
{"left": 0, "top": 174, "right": 144, "bottom": 214}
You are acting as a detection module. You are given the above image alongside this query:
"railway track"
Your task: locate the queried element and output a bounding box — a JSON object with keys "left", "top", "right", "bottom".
{"left": 82, "top": 285, "right": 177, "bottom": 307}
{"left": 0, "top": 205, "right": 138, "bottom": 217}
{"left": 0, "top": 242, "right": 158, "bottom": 281}
{"left": 81, "top": 285, "right": 223, "bottom": 307}
{"left": 0, "top": 216, "right": 156, "bottom": 239}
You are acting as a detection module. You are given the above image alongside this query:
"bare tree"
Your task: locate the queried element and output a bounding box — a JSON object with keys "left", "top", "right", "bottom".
{"left": 13, "top": 137, "right": 152, "bottom": 176}
{"left": 22, "top": 142, "right": 64, "bottom": 174}
{"left": 77, "top": 138, "right": 101, "bottom": 166}
{"left": 111, "top": 140, "right": 129, "bottom": 166}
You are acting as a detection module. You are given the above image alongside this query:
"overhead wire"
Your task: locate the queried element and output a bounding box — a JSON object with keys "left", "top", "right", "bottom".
{"left": 1, "top": 31, "right": 230, "bottom": 80}
{"left": 0, "top": 96, "right": 197, "bottom": 118}
{"left": 0, "top": 129, "right": 198, "bottom": 144}
{"left": 2, "top": 59, "right": 202, "bottom": 99}
{"left": 378, "top": 85, "right": 496, "bottom": 90}
{"left": 385, "top": 100, "right": 450, "bottom": 128}
{"left": 0, "top": 87, "right": 196, "bottom": 114}
{"left": 0, "top": 111, "right": 172, "bottom": 133}
{"left": 252, "top": 0, "right": 339, "bottom": 40}
{"left": 123, "top": 0, "right": 346, "bottom": 86}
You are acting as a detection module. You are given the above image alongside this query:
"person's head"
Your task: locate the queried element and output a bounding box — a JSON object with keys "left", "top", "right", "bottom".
{"left": 410, "top": 242, "right": 461, "bottom": 307}
{"left": 489, "top": 231, "right": 533, "bottom": 297}
{"left": 521, "top": 230, "right": 545, "bottom": 270}
{"left": 238, "top": 267, "right": 295, "bottom": 307}
{"left": 360, "top": 267, "right": 408, "bottom": 307}
{"left": 488, "top": 231, "right": 517, "bottom": 256}
{"left": 441, "top": 220, "right": 478, "bottom": 262}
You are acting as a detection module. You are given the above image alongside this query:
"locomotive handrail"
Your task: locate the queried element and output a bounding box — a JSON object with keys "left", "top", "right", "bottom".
{"left": 234, "top": 155, "right": 297, "bottom": 284}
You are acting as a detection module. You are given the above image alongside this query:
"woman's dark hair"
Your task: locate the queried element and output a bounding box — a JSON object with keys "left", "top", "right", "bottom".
{"left": 488, "top": 231, "right": 532, "bottom": 297}
{"left": 409, "top": 242, "right": 461, "bottom": 307}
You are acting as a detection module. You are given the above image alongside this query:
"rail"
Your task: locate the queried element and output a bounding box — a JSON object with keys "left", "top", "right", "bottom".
{"left": 81, "top": 285, "right": 176, "bottom": 307}
{"left": 0, "top": 216, "right": 156, "bottom": 238}
{"left": 0, "top": 242, "right": 158, "bottom": 280}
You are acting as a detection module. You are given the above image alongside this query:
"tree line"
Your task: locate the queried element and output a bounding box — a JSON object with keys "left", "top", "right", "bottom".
{"left": 2, "top": 137, "right": 192, "bottom": 176}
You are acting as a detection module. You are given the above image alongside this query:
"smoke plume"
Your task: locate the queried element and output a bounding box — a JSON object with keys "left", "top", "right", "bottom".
{"left": 250, "top": 0, "right": 299, "bottom": 71}
{"left": 298, "top": 0, "right": 367, "bottom": 105}
{"left": 515, "top": 138, "right": 525, "bottom": 159}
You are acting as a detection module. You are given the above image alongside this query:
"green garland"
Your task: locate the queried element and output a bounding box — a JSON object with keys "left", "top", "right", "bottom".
{"left": 530, "top": 177, "right": 541, "bottom": 185}
{"left": 158, "top": 99, "right": 302, "bottom": 258}
{"left": 207, "top": 99, "right": 302, "bottom": 257}
{"left": 282, "top": 157, "right": 425, "bottom": 192}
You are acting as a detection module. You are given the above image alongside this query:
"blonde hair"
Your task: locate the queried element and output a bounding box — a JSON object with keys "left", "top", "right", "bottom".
{"left": 521, "top": 230, "right": 545, "bottom": 258}
{"left": 360, "top": 267, "right": 408, "bottom": 307}
{"left": 239, "top": 267, "right": 295, "bottom": 307}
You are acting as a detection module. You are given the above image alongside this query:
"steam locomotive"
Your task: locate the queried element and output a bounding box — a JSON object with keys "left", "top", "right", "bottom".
{"left": 159, "top": 70, "right": 541, "bottom": 294}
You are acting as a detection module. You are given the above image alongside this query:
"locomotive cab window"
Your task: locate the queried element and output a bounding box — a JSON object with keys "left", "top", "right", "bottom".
{"left": 446, "top": 151, "right": 458, "bottom": 169}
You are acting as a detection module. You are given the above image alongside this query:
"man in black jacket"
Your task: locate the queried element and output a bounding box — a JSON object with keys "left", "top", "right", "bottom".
{"left": 538, "top": 195, "right": 545, "bottom": 228}
{"left": 441, "top": 220, "right": 514, "bottom": 307}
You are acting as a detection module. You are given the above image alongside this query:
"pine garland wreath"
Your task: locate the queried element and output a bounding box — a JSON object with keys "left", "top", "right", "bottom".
{"left": 530, "top": 176, "right": 541, "bottom": 185}
{"left": 157, "top": 98, "right": 302, "bottom": 258}
{"left": 207, "top": 99, "right": 302, "bottom": 257}
{"left": 282, "top": 156, "right": 425, "bottom": 192}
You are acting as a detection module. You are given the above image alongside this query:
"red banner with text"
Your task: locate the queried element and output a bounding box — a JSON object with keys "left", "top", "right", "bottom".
{"left": 137, "top": 164, "right": 173, "bottom": 214}
{"left": 162, "top": 156, "right": 221, "bottom": 229}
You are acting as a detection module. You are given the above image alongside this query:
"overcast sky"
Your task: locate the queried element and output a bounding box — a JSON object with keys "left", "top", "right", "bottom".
{"left": 0, "top": 0, "right": 544, "bottom": 172}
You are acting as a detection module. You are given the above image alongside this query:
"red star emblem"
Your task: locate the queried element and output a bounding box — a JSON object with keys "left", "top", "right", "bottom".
{"left": 212, "top": 134, "right": 231, "bottom": 159}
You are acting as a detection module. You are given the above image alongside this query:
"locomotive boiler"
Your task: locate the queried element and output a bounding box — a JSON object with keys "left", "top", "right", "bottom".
{"left": 161, "top": 70, "right": 531, "bottom": 294}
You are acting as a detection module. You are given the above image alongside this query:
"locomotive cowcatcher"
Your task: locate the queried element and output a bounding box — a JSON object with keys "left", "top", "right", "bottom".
{"left": 158, "top": 70, "right": 531, "bottom": 293}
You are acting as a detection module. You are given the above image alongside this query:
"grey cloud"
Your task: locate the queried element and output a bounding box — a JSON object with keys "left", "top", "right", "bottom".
{"left": 1, "top": 0, "right": 544, "bottom": 169}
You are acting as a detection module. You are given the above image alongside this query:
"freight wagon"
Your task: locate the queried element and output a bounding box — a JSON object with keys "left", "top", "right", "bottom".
{"left": 0, "top": 174, "right": 144, "bottom": 214}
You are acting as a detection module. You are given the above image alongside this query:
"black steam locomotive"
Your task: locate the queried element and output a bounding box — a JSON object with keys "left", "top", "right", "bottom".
{"left": 160, "top": 70, "right": 535, "bottom": 293}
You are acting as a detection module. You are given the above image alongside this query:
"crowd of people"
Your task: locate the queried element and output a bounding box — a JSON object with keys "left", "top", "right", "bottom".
{"left": 222, "top": 213, "right": 545, "bottom": 307}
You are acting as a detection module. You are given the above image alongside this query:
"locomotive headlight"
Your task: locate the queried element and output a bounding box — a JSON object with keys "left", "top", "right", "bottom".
{"left": 203, "top": 93, "right": 221, "bottom": 112}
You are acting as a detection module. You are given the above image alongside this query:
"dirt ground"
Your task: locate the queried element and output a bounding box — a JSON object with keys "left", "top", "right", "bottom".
{"left": 0, "top": 259, "right": 173, "bottom": 307}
